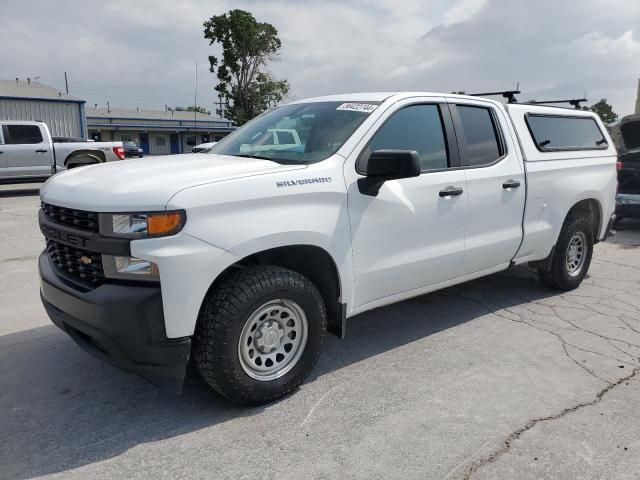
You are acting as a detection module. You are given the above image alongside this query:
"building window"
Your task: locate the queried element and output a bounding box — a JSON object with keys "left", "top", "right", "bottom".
{"left": 120, "top": 134, "right": 133, "bottom": 142}
{"left": 155, "top": 136, "right": 167, "bottom": 146}
{"left": 186, "top": 135, "right": 196, "bottom": 147}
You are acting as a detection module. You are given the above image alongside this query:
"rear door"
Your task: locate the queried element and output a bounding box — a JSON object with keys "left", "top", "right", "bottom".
{"left": 448, "top": 100, "right": 525, "bottom": 274}
{"left": 2, "top": 124, "right": 52, "bottom": 178}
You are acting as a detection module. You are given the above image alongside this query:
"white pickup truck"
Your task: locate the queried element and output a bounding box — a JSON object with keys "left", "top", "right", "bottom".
{"left": 0, "top": 121, "right": 124, "bottom": 183}
{"left": 38, "top": 92, "right": 617, "bottom": 405}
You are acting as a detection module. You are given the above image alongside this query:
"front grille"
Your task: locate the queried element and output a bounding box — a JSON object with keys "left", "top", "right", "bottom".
{"left": 41, "top": 202, "right": 99, "bottom": 233}
{"left": 46, "top": 240, "right": 105, "bottom": 285}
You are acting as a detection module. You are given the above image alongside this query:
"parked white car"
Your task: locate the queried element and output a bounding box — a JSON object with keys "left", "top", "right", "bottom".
{"left": 38, "top": 92, "right": 617, "bottom": 405}
{"left": 0, "top": 121, "right": 124, "bottom": 182}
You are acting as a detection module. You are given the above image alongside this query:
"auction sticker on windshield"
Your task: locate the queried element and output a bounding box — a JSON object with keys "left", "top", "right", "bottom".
{"left": 336, "top": 103, "right": 378, "bottom": 113}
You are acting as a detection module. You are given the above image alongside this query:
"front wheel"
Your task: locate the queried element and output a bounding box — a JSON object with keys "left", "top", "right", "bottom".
{"left": 194, "top": 266, "right": 326, "bottom": 405}
{"left": 538, "top": 214, "right": 594, "bottom": 290}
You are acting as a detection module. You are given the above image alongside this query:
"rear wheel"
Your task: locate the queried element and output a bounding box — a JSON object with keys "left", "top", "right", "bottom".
{"left": 538, "top": 214, "right": 593, "bottom": 290}
{"left": 194, "top": 266, "right": 326, "bottom": 405}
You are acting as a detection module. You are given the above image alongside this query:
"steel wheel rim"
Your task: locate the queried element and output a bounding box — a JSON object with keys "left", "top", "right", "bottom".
{"left": 566, "top": 231, "right": 587, "bottom": 277}
{"left": 238, "top": 299, "right": 308, "bottom": 381}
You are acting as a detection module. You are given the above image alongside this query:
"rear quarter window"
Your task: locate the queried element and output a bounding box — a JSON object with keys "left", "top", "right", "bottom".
{"left": 526, "top": 114, "right": 607, "bottom": 151}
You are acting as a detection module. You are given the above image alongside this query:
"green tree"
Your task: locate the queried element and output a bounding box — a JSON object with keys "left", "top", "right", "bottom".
{"left": 204, "top": 9, "right": 289, "bottom": 125}
{"left": 589, "top": 99, "right": 618, "bottom": 125}
{"left": 175, "top": 105, "right": 211, "bottom": 115}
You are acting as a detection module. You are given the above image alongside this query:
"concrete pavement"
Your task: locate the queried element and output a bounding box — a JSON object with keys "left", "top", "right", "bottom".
{"left": 1, "top": 188, "right": 639, "bottom": 479}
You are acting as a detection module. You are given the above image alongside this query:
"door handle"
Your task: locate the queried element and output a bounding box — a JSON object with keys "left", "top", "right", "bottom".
{"left": 35, "top": 149, "right": 48, "bottom": 153}
{"left": 502, "top": 180, "right": 521, "bottom": 190}
{"left": 439, "top": 186, "right": 464, "bottom": 197}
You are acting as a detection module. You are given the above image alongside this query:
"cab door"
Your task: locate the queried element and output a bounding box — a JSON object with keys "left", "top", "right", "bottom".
{"left": 2, "top": 124, "right": 52, "bottom": 178}
{"left": 448, "top": 100, "right": 526, "bottom": 274}
{"left": 345, "top": 99, "right": 468, "bottom": 308}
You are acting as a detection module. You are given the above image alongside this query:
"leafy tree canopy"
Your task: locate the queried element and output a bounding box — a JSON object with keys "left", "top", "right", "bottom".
{"left": 589, "top": 99, "right": 618, "bottom": 125}
{"left": 204, "top": 9, "right": 289, "bottom": 125}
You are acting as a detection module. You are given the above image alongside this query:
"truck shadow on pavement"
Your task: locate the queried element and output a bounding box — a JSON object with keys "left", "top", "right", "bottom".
{"left": 1, "top": 220, "right": 638, "bottom": 479}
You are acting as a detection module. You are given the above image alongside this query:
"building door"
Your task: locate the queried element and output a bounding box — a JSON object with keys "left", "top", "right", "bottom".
{"left": 151, "top": 134, "right": 170, "bottom": 155}
{"left": 170, "top": 134, "right": 179, "bottom": 154}
{"left": 139, "top": 133, "right": 150, "bottom": 154}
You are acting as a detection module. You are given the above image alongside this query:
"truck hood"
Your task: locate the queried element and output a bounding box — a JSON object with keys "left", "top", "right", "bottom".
{"left": 40, "top": 153, "right": 306, "bottom": 211}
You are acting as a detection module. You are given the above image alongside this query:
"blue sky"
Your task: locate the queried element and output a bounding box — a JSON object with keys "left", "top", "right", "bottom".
{"left": 2, "top": 0, "right": 639, "bottom": 117}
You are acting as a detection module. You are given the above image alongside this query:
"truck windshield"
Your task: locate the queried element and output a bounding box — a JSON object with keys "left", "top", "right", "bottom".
{"left": 208, "top": 101, "right": 380, "bottom": 164}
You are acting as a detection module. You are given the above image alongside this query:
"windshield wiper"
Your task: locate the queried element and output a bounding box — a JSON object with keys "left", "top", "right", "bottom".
{"left": 230, "top": 153, "right": 305, "bottom": 165}
{"left": 231, "top": 154, "right": 276, "bottom": 161}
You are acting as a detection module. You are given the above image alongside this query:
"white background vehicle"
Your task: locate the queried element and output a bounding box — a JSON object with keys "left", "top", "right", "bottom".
{"left": 0, "top": 121, "right": 124, "bottom": 182}
{"left": 38, "top": 92, "right": 617, "bottom": 405}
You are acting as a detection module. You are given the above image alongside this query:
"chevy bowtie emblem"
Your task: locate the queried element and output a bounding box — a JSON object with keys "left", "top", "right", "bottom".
{"left": 80, "top": 255, "right": 93, "bottom": 265}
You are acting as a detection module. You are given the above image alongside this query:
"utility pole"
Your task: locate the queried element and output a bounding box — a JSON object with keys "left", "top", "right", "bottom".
{"left": 64, "top": 72, "right": 69, "bottom": 94}
{"left": 217, "top": 93, "right": 225, "bottom": 119}
{"left": 193, "top": 61, "right": 198, "bottom": 141}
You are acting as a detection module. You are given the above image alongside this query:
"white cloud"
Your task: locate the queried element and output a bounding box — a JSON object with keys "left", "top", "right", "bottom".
{"left": 0, "top": 0, "right": 639, "bottom": 116}
{"left": 443, "top": 0, "right": 488, "bottom": 26}
{"left": 568, "top": 30, "right": 640, "bottom": 58}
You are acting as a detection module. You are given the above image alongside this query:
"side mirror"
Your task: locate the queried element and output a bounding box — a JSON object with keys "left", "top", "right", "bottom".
{"left": 358, "top": 149, "right": 421, "bottom": 196}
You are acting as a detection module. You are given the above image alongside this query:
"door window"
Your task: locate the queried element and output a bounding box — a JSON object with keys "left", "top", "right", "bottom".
{"left": 3, "top": 125, "right": 43, "bottom": 144}
{"left": 364, "top": 104, "right": 449, "bottom": 171}
{"left": 456, "top": 106, "right": 503, "bottom": 166}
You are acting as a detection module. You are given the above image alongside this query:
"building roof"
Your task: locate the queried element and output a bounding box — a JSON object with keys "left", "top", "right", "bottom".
{"left": 86, "top": 106, "right": 227, "bottom": 122}
{"left": 0, "top": 79, "right": 83, "bottom": 102}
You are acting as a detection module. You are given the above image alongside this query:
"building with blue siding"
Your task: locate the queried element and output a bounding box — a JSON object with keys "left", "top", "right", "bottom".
{"left": 86, "top": 106, "right": 235, "bottom": 155}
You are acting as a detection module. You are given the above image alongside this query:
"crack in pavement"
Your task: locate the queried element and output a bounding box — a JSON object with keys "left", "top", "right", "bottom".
{"left": 457, "top": 366, "right": 640, "bottom": 480}
{"left": 434, "top": 256, "right": 640, "bottom": 480}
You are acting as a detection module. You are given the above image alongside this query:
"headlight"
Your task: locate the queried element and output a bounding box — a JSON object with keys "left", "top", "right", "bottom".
{"left": 100, "top": 210, "right": 186, "bottom": 239}
{"left": 102, "top": 255, "right": 160, "bottom": 281}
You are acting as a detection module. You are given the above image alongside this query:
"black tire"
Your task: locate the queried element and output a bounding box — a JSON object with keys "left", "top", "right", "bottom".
{"left": 194, "top": 265, "right": 326, "bottom": 405}
{"left": 538, "top": 214, "right": 593, "bottom": 290}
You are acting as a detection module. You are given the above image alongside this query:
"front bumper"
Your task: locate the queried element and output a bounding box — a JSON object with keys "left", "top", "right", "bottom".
{"left": 39, "top": 252, "right": 191, "bottom": 392}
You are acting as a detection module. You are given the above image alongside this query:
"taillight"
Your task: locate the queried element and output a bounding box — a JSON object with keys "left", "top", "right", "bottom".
{"left": 113, "top": 146, "right": 125, "bottom": 160}
{"left": 616, "top": 161, "right": 623, "bottom": 193}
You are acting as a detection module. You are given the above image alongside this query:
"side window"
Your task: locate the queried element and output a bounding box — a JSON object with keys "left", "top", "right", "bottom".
{"left": 526, "top": 115, "right": 607, "bottom": 151}
{"left": 5, "top": 125, "right": 44, "bottom": 144}
{"left": 456, "top": 105, "right": 502, "bottom": 167}
{"left": 366, "top": 104, "right": 449, "bottom": 171}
